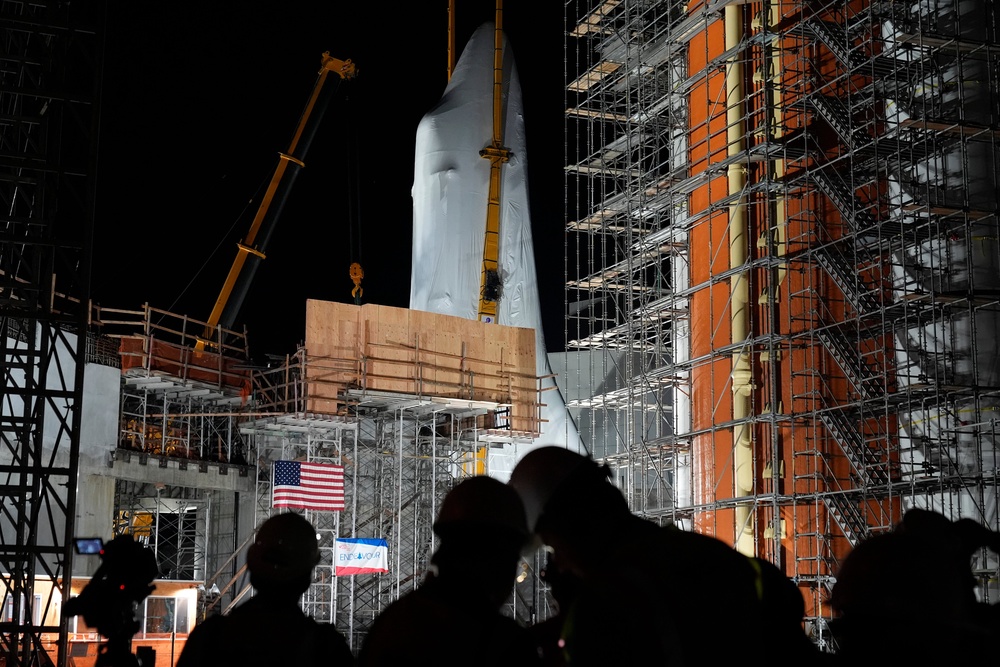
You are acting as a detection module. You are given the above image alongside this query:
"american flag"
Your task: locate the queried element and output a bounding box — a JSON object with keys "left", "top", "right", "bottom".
{"left": 272, "top": 460, "right": 345, "bottom": 511}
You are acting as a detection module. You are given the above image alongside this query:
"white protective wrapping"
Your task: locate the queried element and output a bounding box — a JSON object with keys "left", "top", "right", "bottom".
{"left": 882, "top": 0, "right": 999, "bottom": 595}
{"left": 410, "top": 23, "right": 584, "bottom": 475}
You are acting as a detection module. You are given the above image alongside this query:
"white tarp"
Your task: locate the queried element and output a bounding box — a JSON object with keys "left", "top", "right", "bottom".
{"left": 410, "top": 22, "right": 584, "bottom": 474}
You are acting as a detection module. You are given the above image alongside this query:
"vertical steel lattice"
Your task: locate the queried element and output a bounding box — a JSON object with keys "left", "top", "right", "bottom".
{"left": 564, "top": 0, "right": 1000, "bottom": 652}
{"left": 1, "top": 2, "right": 103, "bottom": 667}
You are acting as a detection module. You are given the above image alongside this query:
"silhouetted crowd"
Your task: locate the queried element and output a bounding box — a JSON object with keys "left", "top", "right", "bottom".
{"left": 175, "top": 446, "right": 1000, "bottom": 667}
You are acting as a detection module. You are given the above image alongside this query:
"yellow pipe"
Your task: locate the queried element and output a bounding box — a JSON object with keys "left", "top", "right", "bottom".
{"left": 725, "top": 4, "right": 755, "bottom": 556}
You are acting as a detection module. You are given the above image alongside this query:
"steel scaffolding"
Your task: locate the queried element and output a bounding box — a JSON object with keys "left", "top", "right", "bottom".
{"left": 232, "top": 349, "right": 536, "bottom": 649}
{"left": 564, "top": 0, "right": 1000, "bottom": 648}
{"left": 0, "top": 2, "right": 103, "bottom": 667}
{"left": 241, "top": 339, "right": 541, "bottom": 650}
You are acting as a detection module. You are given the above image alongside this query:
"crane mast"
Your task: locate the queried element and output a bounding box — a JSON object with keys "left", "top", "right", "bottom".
{"left": 477, "top": 2, "right": 508, "bottom": 324}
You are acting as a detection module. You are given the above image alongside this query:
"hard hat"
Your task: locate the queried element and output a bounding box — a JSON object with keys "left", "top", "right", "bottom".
{"left": 433, "top": 475, "right": 529, "bottom": 542}
{"left": 507, "top": 446, "right": 607, "bottom": 533}
{"left": 902, "top": 509, "right": 1000, "bottom": 556}
{"left": 246, "top": 512, "right": 320, "bottom": 585}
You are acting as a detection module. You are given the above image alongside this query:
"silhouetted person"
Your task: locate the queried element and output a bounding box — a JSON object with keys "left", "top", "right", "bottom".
{"left": 358, "top": 475, "right": 541, "bottom": 667}
{"left": 829, "top": 508, "right": 1000, "bottom": 665}
{"left": 509, "top": 445, "right": 823, "bottom": 666}
{"left": 176, "top": 512, "right": 354, "bottom": 667}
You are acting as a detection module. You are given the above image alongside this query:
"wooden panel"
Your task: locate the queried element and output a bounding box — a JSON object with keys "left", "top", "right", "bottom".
{"left": 366, "top": 303, "right": 413, "bottom": 394}
{"left": 511, "top": 326, "right": 540, "bottom": 432}
{"left": 304, "top": 300, "right": 359, "bottom": 413}
{"left": 303, "top": 300, "right": 539, "bottom": 432}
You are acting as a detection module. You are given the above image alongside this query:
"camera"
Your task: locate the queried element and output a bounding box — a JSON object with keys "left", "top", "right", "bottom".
{"left": 74, "top": 537, "right": 105, "bottom": 555}
{"left": 64, "top": 535, "right": 159, "bottom": 667}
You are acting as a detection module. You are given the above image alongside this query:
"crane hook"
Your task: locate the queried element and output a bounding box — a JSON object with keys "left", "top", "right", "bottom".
{"left": 350, "top": 262, "right": 364, "bottom": 303}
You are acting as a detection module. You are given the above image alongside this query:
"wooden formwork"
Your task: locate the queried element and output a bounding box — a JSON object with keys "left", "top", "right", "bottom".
{"left": 303, "top": 300, "right": 540, "bottom": 434}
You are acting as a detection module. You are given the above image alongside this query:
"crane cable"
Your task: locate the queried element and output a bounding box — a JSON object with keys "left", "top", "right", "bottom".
{"left": 346, "top": 91, "right": 364, "bottom": 304}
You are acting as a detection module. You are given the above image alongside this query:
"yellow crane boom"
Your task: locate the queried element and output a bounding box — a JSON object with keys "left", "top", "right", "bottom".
{"left": 197, "top": 53, "right": 356, "bottom": 350}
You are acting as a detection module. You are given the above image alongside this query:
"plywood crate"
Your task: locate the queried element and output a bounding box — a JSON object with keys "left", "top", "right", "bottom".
{"left": 304, "top": 300, "right": 539, "bottom": 432}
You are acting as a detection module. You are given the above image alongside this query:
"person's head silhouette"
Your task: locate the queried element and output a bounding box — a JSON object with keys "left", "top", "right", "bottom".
{"left": 246, "top": 512, "right": 320, "bottom": 599}
{"left": 430, "top": 475, "right": 529, "bottom": 607}
{"left": 509, "top": 446, "right": 627, "bottom": 578}
{"left": 830, "top": 508, "right": 999, "bottom": 662}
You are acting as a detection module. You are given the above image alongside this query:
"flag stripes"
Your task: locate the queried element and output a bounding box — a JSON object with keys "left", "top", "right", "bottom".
{"left": 272, "top": 460, "right": 345, "bottom": 511}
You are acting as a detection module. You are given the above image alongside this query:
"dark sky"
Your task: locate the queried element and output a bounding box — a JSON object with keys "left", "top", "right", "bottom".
{"left": 94, "top": 1, "right": 567, "bottom": 361}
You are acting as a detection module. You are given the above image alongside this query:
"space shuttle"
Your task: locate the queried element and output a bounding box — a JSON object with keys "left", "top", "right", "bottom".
{"left": 409, "top": 22, "right": 585, "bottom": 478}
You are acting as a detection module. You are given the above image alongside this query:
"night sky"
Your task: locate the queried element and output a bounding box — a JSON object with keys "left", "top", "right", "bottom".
{"left": 94, "top": 1, "right": 567, "bottom": 361}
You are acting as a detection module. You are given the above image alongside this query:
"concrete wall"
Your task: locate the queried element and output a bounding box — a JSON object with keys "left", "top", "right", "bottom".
{"left": 75, "top": 361, "right": 122, "bottom": 571}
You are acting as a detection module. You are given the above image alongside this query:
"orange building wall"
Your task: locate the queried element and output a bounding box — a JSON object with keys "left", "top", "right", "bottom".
{"left": 684, "top": 0, "right": 899, "bottom": 620}
{"left": 687, "top": 15, "right": 740, "bottom": 542}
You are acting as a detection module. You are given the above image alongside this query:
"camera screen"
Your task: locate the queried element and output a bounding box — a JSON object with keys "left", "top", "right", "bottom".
{"left": 74, "top": 538, "right": 104, "bottom": 555}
